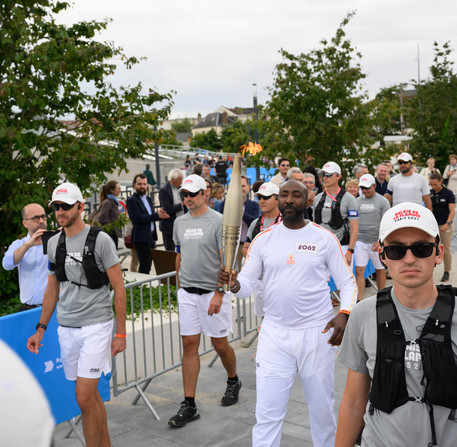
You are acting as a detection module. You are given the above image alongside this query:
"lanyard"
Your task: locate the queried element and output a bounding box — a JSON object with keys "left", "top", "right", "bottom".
{"left": 259, "top": 213, "right": 282, "bottom": 232}
{"left": 325, "top": 187, "right": 341, "bottom": 203}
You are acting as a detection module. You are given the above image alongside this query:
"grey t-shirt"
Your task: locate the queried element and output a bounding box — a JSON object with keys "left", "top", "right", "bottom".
{"left": 246, "top": 216, "right": 277, "bottom": 243}
{"left": 387, "top": 172, "right": 430, "bottom": 206}
{"left": 173, "top": 208, "right": 222, "bottom": 290}
{"left": 313, "top": 191, "right": 358, "bottom": 242}
{"left": 356, "top": 193, "right": 390, "bottom": 243}
{"left": 48, "top": 225, "right": 119, "bottom": 327}
{"left": 338, "top": 290, "right": 457, "bottom": 447}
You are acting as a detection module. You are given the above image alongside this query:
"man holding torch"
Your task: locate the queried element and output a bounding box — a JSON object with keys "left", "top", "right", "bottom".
{"left": 219, "top": 180, "right": 358, "bottom": 447}
{"left": 168, "top": 174, "right": 241, "bottom": 428}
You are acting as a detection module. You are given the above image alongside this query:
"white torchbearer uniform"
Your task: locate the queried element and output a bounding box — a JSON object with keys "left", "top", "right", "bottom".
{"left": 235, "top": 221, "right": 357, "bottom": 447}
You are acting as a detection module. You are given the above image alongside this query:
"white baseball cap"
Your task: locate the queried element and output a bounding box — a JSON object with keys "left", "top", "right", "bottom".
{"left": 322, "top": 161, "right": 341, "bottom": 174}
{"left": 397, "top": 152, "right": 413, "bottom": 163}
{"left": 50, "top": 182, "right": 84, "bottom": 205}
{"left": 379, "top": 202, "right": 439, "bottom": 243}
{"left": 359, "top": 173, "right": 376, "bottom": 188}
{"left": 255, "top": 182, "right": 280, "bottom": 197}
{"left": 179, "top": 174, "right": 207, "bottom": 193}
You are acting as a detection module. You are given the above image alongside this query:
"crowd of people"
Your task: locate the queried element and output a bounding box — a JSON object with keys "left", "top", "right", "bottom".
{"left": 2, "top": 151, "right": 457, "bottom": 447}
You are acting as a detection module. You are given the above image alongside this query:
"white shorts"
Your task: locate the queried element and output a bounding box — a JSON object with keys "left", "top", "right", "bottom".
{"left": 178, "top": 288, "right": 232, "bottom": 338}
{"left": 57, "top": 320, "right": 113, "bottom": 381}
{"left": 354, "top": 241, "right": 384, "bottom": 270}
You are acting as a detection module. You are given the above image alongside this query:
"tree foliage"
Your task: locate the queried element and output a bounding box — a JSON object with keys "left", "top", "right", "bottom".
{"left": 171, "top": 118, "right": 193, "bottom": 133}
{"left": 263, "top": 12, "right": 376, "bottom": 175}
{"left": 408, "top": 41, "right": 457, "bottom": 166}
{"left": 0, "top": 0, "right": 173, "bottom": 255}
{"left": 189, "top": 129, "right": 222, "bottom": 151}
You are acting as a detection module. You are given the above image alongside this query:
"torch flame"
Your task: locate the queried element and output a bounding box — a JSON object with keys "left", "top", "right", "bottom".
{"left": 239, "top": 142, "right": 263, "bottom": 156}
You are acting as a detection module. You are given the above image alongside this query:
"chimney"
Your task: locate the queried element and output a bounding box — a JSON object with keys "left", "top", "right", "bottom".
{"left": 221, "top": 111, "right": 228, "bottom": 124}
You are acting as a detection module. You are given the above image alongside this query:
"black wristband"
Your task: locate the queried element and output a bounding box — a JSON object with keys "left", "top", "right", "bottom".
{"left": 348, "top": 248, "right": 354, "bottom": 254}
{"left": 36, "top": 323, "right": 47, "bottom": 331}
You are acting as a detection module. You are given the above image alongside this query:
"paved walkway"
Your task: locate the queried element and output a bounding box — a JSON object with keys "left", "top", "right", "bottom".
{"left": 52, "top": 254, "right": 457, "bottom": 447}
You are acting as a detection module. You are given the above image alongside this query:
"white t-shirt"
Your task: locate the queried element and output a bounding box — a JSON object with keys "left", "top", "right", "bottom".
{"left": 236, "top": 221, "right": 357, "bottom": 329}
{"left": 387, "top": 172, "right": 430, "bottom": 206}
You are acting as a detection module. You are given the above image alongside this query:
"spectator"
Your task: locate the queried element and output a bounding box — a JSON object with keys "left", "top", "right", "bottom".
{"left": 270, "top": 158, "right": 290, "bottom": 186}
{"left": 420, "top": 158, "right": 440, "bottom": 182}
{"left": 219, "top": 175, "right": 261, "bottom": 269}
{"left": 202, "top": 164, "right": 218, "bottom": 183}
{"left": 2, "top": 203, "right": 48, "bottom": 311}
{"left": 345, "top": 179, "right": 359, "bottom": 198}
{"left": 386, "top": 152, "right": 432, "bottom": 211}
{"left": 430, "top": 173, "right": 455, "bottom": 282}
{"left": 126, "top": 174, "right": 169, "bottom": 274}
{"left": 375, "top": 162, "right": 389, "bottom": 196}
{"left": 192, "top": 164, "right": 203, "bottom": 176}
{"left": 210, "top": 183, "right": 225, "bottom": 212}
{"left": 443, "top": 154, "right": 457, "bottom": 197}
{"left": 251, "top": 180, "right": 265, "bottom": 203}
{"left": 287, "top": 167, "right": 304, "bottom": 182}
{"left": 354, "top": 174, "right": 390, "bottom": 300}
{"left": 99, "top": 180, "right": 122, "bottom": 249}
{"left": 353, "top": 163, "right": 368, "bottom": 180}
{"left": 143, "top": 163, "right": 157, "bottom": 197}
{"left": 304, "top": 165, "right": 323, "bottom": 193}
{"left": 184, "top": 155, "right": 192, "bottom": 169}
{"left": 158, "top": 169, "right": 185, "bottom": 252}
{"left": 303, "top": 173, "right": 317, "bottom": 221}
{"left": 215, "top": 155, "right": 229, "bottom": 185}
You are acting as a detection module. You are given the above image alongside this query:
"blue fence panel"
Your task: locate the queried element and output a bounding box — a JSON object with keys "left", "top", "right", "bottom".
{"left": 0, "top": 308, "right": 110, "bottom": 424}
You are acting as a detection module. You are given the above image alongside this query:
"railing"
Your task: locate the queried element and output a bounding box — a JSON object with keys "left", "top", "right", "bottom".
{"left": 111, "top": 272, "right": 262, "bottom": 420}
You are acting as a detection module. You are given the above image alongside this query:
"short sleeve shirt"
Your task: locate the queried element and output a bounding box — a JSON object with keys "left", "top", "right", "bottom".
{"left": 356, "top": 193, "right": 390, "bottom": 243}
{"left": 430, "top": 186, "right": 455, "bottom": 225}
{"left": 387, "top": 172, "right": 430, "bottom": 206}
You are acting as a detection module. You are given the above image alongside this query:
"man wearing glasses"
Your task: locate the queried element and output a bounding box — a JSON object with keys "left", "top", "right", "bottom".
{"left": 169, "top": 174, "right": 241, "bottom": 427}
{"left": 336, "top": 202, "right": 457, "bottom": 447}
{"left": 386, "top": 152, "right": 432, "bottom": 211}
{"left": 270, "top": 158, "right": 290, "bottom": 186}
{"left": 2, "top": 203, "right": 48, "bottom": 311}
{"left": 354, "top": 174, "right": 390, "bottom": 300}
{"left": 27, "top": 182, "right": 126, "bottom": 447}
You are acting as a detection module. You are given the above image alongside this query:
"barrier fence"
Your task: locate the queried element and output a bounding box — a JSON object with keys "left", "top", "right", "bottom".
{"left": 111, "top": 271, "right": 263, "bottom": 419}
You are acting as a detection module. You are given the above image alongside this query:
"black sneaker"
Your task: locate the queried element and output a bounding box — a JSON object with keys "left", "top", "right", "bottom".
{"left": 441, "top": 272, "right": 450, "bottom": 282}
{"left": 168, "top": 401, "right": 200, "bottom": 427}
{"left": 221, "top": 380, "right": 242, "bottom": 406}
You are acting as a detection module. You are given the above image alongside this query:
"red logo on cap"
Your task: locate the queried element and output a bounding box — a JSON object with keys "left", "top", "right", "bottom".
{"left": 393, "top": 209, "right": 420, "bottom": 221}
{"left": 56, "top": 188, "right": 68, "bottom": 194}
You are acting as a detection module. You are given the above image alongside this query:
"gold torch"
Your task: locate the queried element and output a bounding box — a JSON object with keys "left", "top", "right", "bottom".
{"left": 222, "top": 144, "right": 263, "bottom": 290}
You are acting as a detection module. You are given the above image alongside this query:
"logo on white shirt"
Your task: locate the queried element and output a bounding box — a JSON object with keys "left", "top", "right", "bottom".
{"left": 296, "top": 243, "right": 318, "bottom": 253}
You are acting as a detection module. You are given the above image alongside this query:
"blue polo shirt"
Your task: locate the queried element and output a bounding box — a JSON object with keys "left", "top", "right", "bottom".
{"left": 430, "top": 186, "right": 455, "bottom": 225}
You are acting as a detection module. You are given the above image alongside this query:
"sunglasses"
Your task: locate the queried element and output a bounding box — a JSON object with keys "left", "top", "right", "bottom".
{"left": 52, "top": 202, "right": 78, "bottom": 211}
{"left": 324, "top": 172, "right": 335, "bottom": 178}
{"left": 398, "top": 160, "right": 410, "bottom": 165}
{"left": 382, "top": 243, "right": 437, "bottom": 260}
{"left": 360, "top": 186, "right": 372, "bottom": 190}
{"left": 258, "top": 195, "right": 273, "bottom": 201}
{"left": 25, "top": 214, "right": 47, "bottom": 223}
{"left": 181, "top": 191, "right": 201, "bottom": 198}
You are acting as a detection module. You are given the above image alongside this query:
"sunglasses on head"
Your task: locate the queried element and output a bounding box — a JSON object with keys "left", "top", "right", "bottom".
{"left": 52, "top": 202, "right": 78, "bottom": 211}
{"left": 398, "top": 160, "right": 410, "bottom": 165}
{"left": 382, "top": 243, "right": 438, "bottom": 260}
{"left": 181, "top": 190, "right": 201, "bottom": 198}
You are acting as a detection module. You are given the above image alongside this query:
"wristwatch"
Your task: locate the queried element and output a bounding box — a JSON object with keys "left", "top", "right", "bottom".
{"left": 216, "top": 286, "right": 225, "bottom": 293}
{"left": 36, "top": 323, "right": 47, "bottom": 331}
{"left": 347, "top": 248, "right": 355, "bottom": 254}
{"left": 447, "top": 222, "right": 452, "bottom": 225}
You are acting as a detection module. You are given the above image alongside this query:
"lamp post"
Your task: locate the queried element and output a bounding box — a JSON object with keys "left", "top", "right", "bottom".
{"left": 253, "top": 83, "right": 260, "bottom": 180}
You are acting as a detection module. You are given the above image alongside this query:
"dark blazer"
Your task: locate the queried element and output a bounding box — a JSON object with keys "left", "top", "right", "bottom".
{"left": 219, "top": 198, "right": 261, "bottom": 227}
{"left": 126, "top": 193, "right": 159, "bottom": 244}
{"left": 158, "top": 182, "right": 185, "bottom": 235}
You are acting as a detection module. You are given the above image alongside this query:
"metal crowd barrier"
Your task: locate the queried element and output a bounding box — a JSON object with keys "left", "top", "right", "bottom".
{"left": 111, "top": 271, "right": 262, "bottom": 419}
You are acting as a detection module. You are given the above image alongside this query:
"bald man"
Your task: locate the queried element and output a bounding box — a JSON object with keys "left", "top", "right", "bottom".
{"left": 2, "top": 203, "right": 49, "bottom": 310}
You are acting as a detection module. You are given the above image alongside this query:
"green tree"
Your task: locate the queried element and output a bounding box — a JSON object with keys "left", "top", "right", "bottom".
{"left": 221, "top": 120, "right": 250, "bottom": 153}
{"left": 263, "top": 12, "right": 375, "bottom": 175}
{"left": 190, "top": 129, "right": 222, "bottom": 151}
{"left": 171, "top": 118, "right": 193, "bottom": 133}
{"left": 0, "top": 0, "right": 173, "bottom": 301}
{"left": 408, "top": 41, "right": 457, "bottom": 167}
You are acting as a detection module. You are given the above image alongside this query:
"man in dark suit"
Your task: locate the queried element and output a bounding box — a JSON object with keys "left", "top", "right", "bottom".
{"left": 219, "top": 175, "right": 261, "bottom": 269}
{"left": 159, "top": 169, "right": 185, "bottom": 251}
{"left": 126, "top": 174, "right": 169, "bottom": 274}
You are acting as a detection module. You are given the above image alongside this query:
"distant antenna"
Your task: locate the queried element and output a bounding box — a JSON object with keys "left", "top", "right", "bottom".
{"left": 417, "top": 45, "right": 421, "bottom": 84}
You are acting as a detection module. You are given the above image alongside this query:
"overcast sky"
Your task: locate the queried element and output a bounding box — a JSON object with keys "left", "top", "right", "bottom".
{"left": 57, "top": 0, "right": 457, "bottom": 119}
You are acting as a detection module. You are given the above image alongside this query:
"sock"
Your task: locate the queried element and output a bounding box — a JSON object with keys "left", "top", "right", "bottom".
{"left": 185, "top": 397, "right": 196, "bottom": 408}
{"left": 227, "top": 375, "right": 238, "bottom": 384}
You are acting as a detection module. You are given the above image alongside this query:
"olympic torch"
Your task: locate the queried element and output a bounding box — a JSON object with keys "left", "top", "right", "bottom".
{"left": 222, "top": 155, "right": 243, "bottom": 291}
{"left": 222, "top": 143, "right": 263, "bottom": 291}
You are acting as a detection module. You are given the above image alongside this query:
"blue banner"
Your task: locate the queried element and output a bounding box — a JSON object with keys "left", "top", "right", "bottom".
{"left": 0, "top": 308, "right": 110, "bottom": 425}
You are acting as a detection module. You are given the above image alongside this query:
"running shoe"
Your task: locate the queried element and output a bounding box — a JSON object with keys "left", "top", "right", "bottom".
{"left": 441, "top": 272, "right": 450, "bottom": 282}
{"left": 221, "top": 380, "right": 242, "bottom": 406}
{"left": 168, "top": 401, "right": 200, "bottom": 427}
